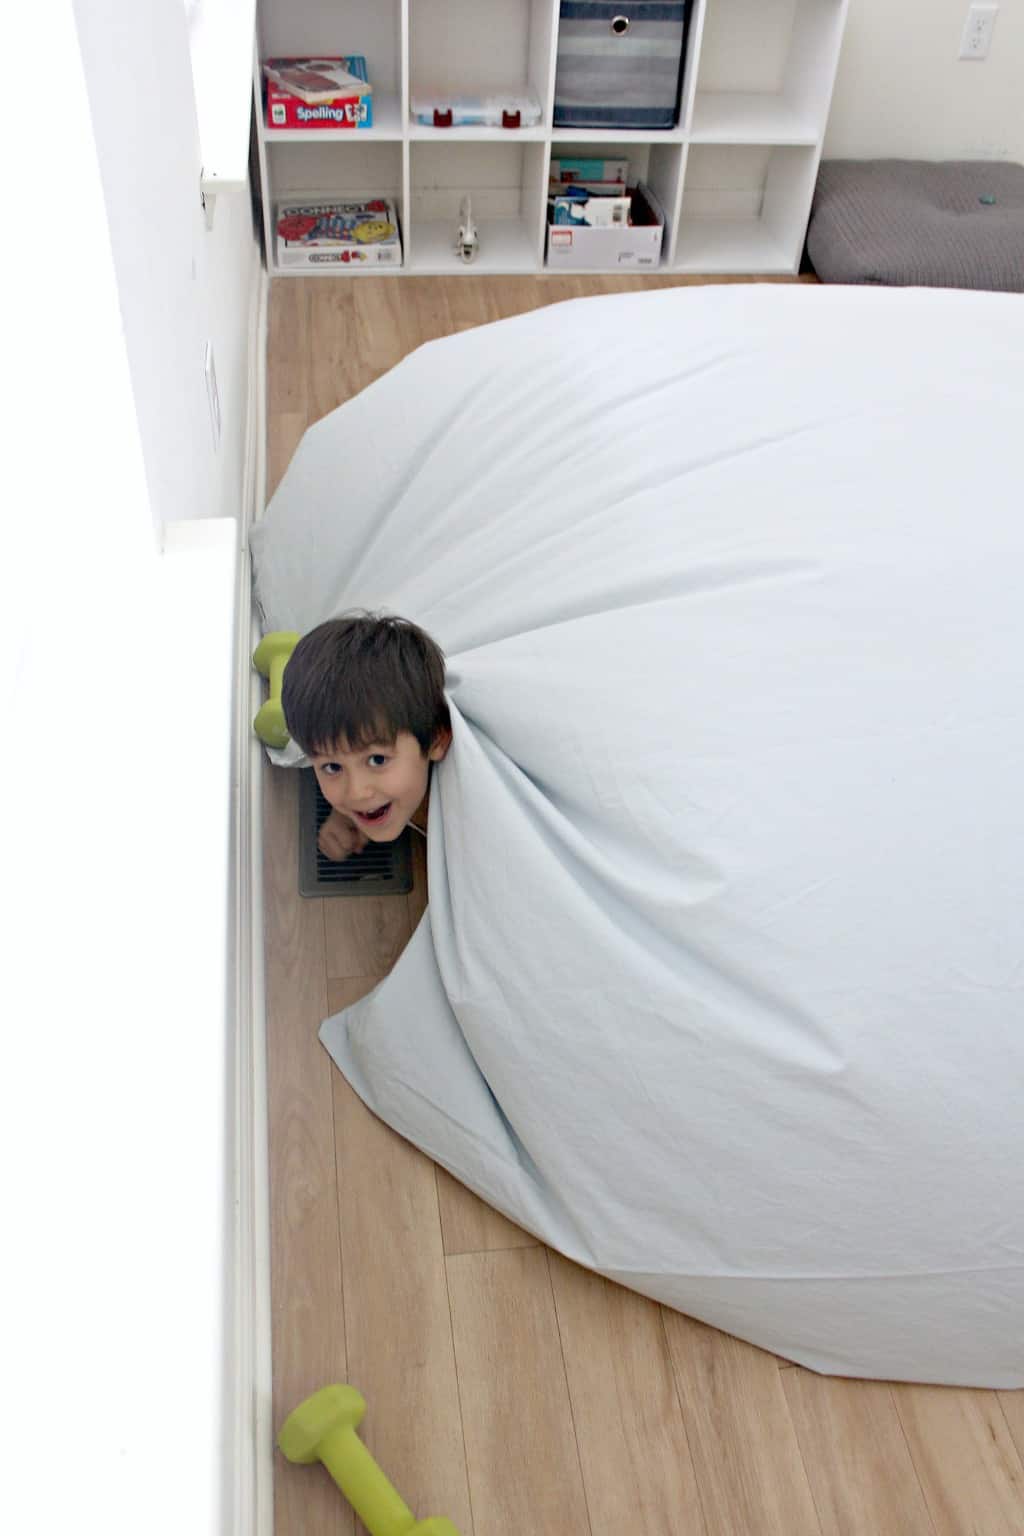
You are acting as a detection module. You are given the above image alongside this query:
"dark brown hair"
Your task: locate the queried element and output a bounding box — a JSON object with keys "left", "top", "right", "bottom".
{"left": 281, "top": 611, "right": 449, "bottom": 757}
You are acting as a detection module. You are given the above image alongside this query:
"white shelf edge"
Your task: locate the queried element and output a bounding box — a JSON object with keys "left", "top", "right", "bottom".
{"left": 261, "top": 129, "right": 405, "bottom": 145}
{"left": 550, "top": 127, "right": 685, "bottom": 144}
{"left": 269, "top": 263, "right": 407, "bottom": 278}
{"left": 408, "top": 124, "right": 549, "bottom": 143}
{"left": 541, "top": 265, "right": 672, "bottom": 277}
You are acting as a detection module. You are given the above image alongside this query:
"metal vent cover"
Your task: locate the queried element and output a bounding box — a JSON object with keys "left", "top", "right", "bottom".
{"left": 298, "top": 770, "right": 413, "bottom": 897}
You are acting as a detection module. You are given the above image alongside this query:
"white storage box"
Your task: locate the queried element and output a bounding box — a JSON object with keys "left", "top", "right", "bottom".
{"left": 546, "top": 183, "right": 664, "bottom": 270}
{"left": 410, "top": 92, "right": 542, "bottom": 129}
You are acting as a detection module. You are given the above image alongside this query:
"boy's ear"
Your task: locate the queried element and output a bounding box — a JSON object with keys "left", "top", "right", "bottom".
{"left": 428, "top": 726, "right": 453, "bottom": 762}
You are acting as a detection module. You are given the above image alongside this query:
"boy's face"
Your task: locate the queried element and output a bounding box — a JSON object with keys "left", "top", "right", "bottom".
{"left": 310, "top": 727, "right": 451, "bottom": 841}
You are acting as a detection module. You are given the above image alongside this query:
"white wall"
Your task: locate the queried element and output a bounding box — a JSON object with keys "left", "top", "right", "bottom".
{"left": 826, "top": 0, "right": 1024, "bottom": 161}
{"left": 74, "top": 0, "right": 260, "bottom": 532}
{"left": 5, "top": 5, "right": 252, "bottom": 1534}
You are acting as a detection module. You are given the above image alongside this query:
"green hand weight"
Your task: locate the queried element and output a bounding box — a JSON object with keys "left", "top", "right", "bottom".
{"left": 278, "top": 1384, "right": 462, "bottom": 1536}
{"left": 252, "top": 631, "right": 299, "bottom": 748}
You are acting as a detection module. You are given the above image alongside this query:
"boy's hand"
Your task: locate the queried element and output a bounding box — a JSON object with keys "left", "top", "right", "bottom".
{"left": 318, "top": 809, "right": 368, "bottom": 863}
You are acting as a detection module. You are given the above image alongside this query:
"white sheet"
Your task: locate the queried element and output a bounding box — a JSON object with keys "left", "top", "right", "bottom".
{"left": 251, "top": 285, "right": 1024, "bottom": 1385}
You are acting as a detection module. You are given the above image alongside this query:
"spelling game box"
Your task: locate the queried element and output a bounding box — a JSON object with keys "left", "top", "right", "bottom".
{"left": 275, "top": 199, "right": 402, "bottom": 269}
{"left": 264, "top": 57, "right": 373, "bottom": 130}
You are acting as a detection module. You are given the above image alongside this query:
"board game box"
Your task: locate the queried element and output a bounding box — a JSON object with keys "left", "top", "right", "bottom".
{"left": 264, "top": 57, "right": 373, "bottom": 130}
{"left": 275, "top": 199, "right": 402, "bottom": 269}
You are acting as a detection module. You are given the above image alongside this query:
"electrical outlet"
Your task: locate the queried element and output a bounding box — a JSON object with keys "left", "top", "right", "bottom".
{"left": 204, "top": 341, "right": 221, "bottom": 449}
{"left": 960, "top": 3, "right": 998, "bottom": 60}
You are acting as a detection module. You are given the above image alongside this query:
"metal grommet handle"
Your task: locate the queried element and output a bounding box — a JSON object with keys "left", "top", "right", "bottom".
{"left": 611, "top": 14, "right": 631, "bottom": 36}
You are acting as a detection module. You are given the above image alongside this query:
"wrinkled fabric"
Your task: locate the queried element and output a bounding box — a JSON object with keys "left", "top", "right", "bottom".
{"left": 252, "top": 285, "right": 1024, "bottom": 1385}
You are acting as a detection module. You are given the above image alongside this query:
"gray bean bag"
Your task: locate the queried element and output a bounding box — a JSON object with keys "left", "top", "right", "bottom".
{"left": 808, "top": 159, "right": 1024, "bottom": 291}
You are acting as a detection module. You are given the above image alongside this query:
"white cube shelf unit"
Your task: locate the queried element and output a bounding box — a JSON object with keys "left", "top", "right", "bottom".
{"left": 254, "top": 0, "right": 848, "bottom": 277}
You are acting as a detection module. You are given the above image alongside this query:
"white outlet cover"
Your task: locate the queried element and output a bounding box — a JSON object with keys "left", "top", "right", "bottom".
{"left": 960, "top": 2, "right": 999, "bottom": 60}
{"left": 204, "top": 341, "right": 221, "bottom": 447}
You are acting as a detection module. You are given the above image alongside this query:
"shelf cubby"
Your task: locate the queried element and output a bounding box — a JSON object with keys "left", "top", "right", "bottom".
{"left": 258, "top": 138, "right": 405, "bottom": 276}
{"left": 685, "top": 0, "right": 846, "bottom": 145}
{"left": 408, "top": 140, "right": 548, "bottom": 274}
{"left": 258, "top": 0, "right": 403, "bottom": 102}
{"left": 408, "top": 0, "right": 557, "bottom": 126}
{"left": 550, "top": 126, "right": 685, "bottom": 146}
{"left": 674, "top": 143, "right": 817, "bottom": 273}
{"left": 549, "top": 139, "right": 686, "bottom": 269}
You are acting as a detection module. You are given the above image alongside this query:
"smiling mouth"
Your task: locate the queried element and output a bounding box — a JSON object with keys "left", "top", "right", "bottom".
{"left": 354, "top": 802, "right": 393, "bottom": 824}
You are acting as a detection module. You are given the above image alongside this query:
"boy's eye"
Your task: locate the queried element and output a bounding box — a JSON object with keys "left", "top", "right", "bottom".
{"left": 320, "top": 762, "right": 342, "bottom": 777}
{"left": 368, "top": 753, "right": 389, "bottom": 768}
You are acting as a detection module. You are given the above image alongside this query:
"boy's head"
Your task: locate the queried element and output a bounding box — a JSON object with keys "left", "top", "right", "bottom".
{"left": 281, "top": 612, "right": 451, "bottom": 841}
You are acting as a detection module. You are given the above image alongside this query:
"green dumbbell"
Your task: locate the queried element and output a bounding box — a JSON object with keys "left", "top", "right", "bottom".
{"left": 278, "top": 1384, "right": 462, "bottom": 1536}
{"left": 252, "top": 631, "right": 299, "bottom": 748}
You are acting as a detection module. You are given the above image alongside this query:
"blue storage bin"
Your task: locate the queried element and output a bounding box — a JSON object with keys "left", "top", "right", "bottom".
{"left": 553, "top": 2, "right": 688, "bottom": 130}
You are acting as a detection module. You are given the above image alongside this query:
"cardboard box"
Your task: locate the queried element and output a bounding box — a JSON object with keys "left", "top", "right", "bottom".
{"left": 276, "top": 199, "right": 402, "bottom": 269}
{"left": 546, "top": 183, "right": 664, "bottom": 271}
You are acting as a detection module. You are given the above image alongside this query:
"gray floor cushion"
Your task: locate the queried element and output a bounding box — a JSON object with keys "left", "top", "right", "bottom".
{"left": 808, "top": 159, "right": 1024, "bottom": 291}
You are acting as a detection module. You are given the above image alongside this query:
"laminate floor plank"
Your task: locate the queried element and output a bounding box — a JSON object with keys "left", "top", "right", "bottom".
{"left": 327, "top": 976, "right": 475, "bottom": 1535}
{"left": 999, "top": 1388, "right": 1024, "bottom": 1465}
{"left": 264, "top": 765, "right": 352, "bottom": 1535}
{"left": 548, "top": 1253, "right": 706, "bottom": 1536}
{"left": 436, "top": 1167, "right": 538, "bottom": 1257}
{"left": 323, "top": 894, "right": 412, "bottom": 980}
{"left": 267, "top": 277, "right": 311, "bottom": 419}
{"left": 781, "top": 1370, "right": 936, "bottom": 1536}
{"left": 661, "top": 1311, "right": 822, "bottom": 1536}
{"left": 266, "top": 410, "right": 306, "bottom": 502}
{"left": 892, "top": 1384, "right": 1024, "bottom": 1536}
{"left": 446, "top": 1247, "right": 592, "bottom": 1536}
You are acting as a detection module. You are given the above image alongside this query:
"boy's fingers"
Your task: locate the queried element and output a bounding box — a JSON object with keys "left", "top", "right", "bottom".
{"left": 318, "top": 826, "right": 352, "bottom": 861}
{"left": 315, "top": 810, "right": 370, "bottom": 862}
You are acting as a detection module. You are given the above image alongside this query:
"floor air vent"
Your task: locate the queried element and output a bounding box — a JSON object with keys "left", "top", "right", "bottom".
{"left": 298, "top": 770, "right": 413, "bottom": 898}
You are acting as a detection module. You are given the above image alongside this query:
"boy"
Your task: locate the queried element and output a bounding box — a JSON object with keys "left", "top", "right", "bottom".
{"left": 281, "top": 612, "right": 452, "bottom": 862}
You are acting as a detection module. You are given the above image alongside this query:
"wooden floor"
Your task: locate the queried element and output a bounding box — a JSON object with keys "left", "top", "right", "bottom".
{"left": 263, "top": 276, "right": 1024, "bottom": 1536}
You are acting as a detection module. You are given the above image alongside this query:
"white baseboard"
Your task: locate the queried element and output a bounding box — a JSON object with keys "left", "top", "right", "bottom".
{"left": 231, "top": 261, "right": 274, "bottom": 1536}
